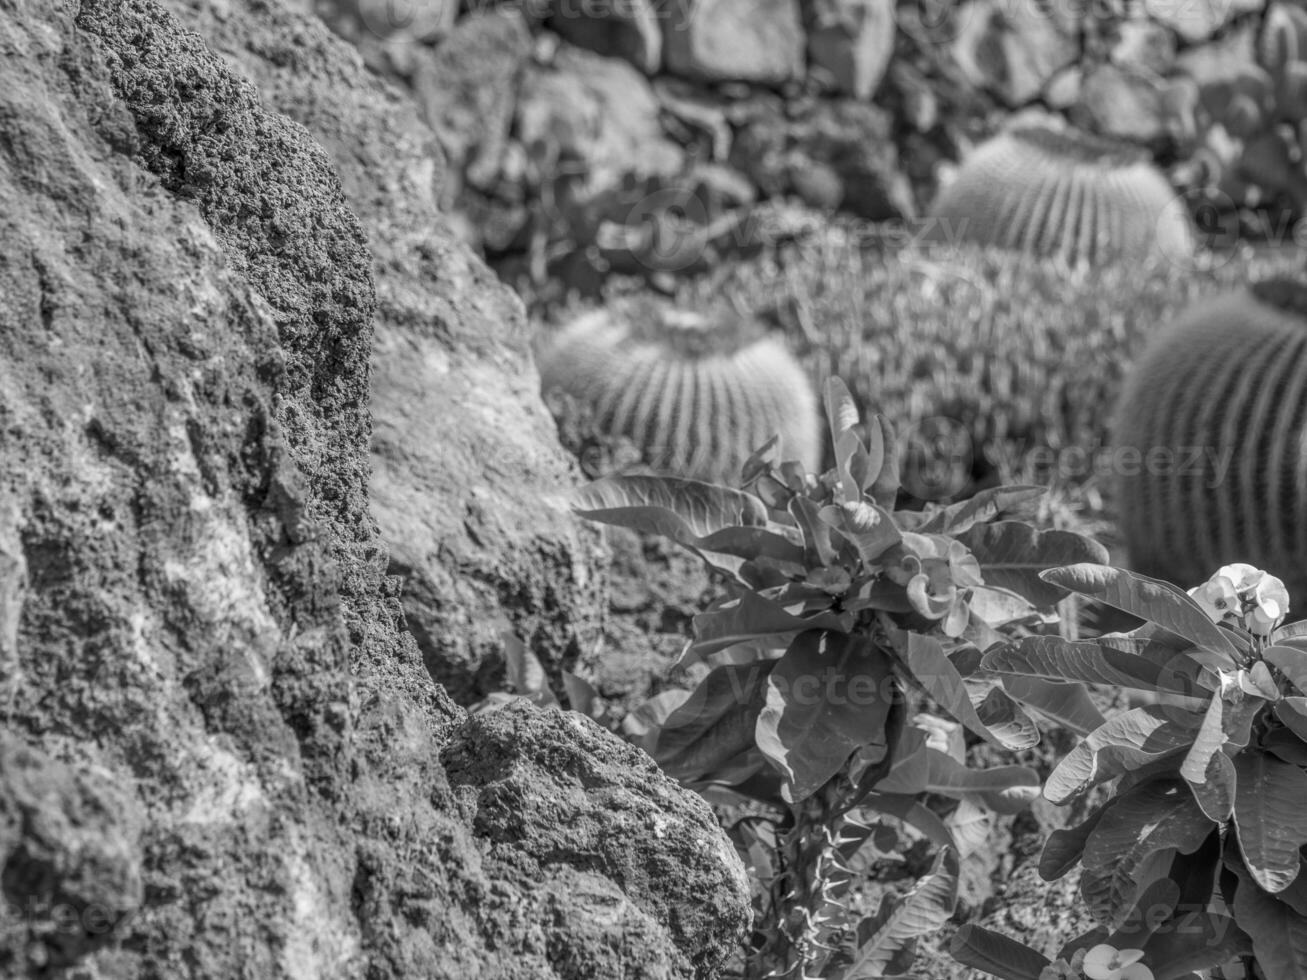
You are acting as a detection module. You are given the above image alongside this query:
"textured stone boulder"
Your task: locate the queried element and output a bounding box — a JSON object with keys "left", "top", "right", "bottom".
{"left": 951, "top": 0, "right": 1077, "bottom": 106}
{"left": 0, "top": 0, "right": 750, "bottom": 976}
{"left": 806, "top": 0, "right": 896, "bottom": 100}
{"left": 176, "top": 0, "right": 613, "bottom": 705}
{"left": 662, "top": 0, "right": 805, "bottom": 84}
{"left": 546, "top": 0, "right": 663, "bottom": 74}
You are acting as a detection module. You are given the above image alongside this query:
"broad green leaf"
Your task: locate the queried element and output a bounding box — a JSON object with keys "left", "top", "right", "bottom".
{"left": 502, "top": 632, "right": 558, "bottom": 707}
{"left": 1233, "top": 751, "right": 1307, "bottom": 892}
{"left": 1140, "top": 912, "right": 1250, "bottom": 980}
{"left": 867, "top": 416, "right": 900, "bottom": 508}
{"left": 789, "top": 494, "right": 839, "bottom": 567}
{"left": 1082, "top": 845, "right": 1174, "bottom": 928}
{"left": 918, "top": 485, "right": 1045, "bottom": 536}
{"left": 949, "top": 923, "right": 1051, "bottom": 980}
{"left": 1187, "top": 749, "right": 1236, "bottom": 823}
{"left": 1045, "top": 705, "right": 1204, "bottom": 805}
{"left": 922, "top": 748, "right": 1041, "bottom": 813}
{"left": 900, "top": 632, "right": 1038, "bottom": 750}
{"left": 984, "top": 635, "right": 1178, "bottom": 692}
{"left": 622, "top": 689, "right": 692, "bottom": 754}
{"left": 1040, "top": 802, "right": 1112, "bottom": 881}
{"left": 1040, "top": 565, "right": 1242, "bottom": 661}
{"left": 690, "top": 590, "right": 851, "bottom": 657}
{"left": 1232, "top": 865, "right": 1307, "bottom": 980}
{"left": 569, "top": 476, "right": 781, "bottom": 579}
{"left": 825, "top": 376, "right": 872, "bottom": 502}
{"left": 998, "top": 674, "right": 1106, "bottom": 737}
{"left": 561, "top": 671, "right": 599, "bottom": 718}
{"left": 871, "top": 726, "right": 930, "bottom": 796}
{"left": 973, "top": 685, "right": 1041, "bottom": 751}
{"left": 819, "top": 501, "right": 901, "bottom": 565}
{"left": 862, "top": 792, "right": 955, "bottom": 851}
{"left": 947, "top": 798, "right": 992, "bottom": 858}
{"left": 1081, "top": 780, "right": 1215, "bottom": 925}
{"left": 827, "top": 847, "right": 958, "bottom": 980}
{"left": 1278, "top": 697, "right": 1307, "bottom": 742}
{"left": 960, "top": 524, "right": 1110, "bottom": 609}
{"left": 654, "top": 661, "right": 774, "bottom": 783}
{"left": 570, "top": 475, "right": 766, "bottom": 537}
{"left": 692, "top": 526, "right": 807, "bottom": 567}
{"left": 756, "top": 631, "right": 893, "bottom": 803}
{"left": 1266, "top": 645, "right": 1307, "bottom": 695}
{"left": 967, "top": 586, "right": 1040, "bottom": 628}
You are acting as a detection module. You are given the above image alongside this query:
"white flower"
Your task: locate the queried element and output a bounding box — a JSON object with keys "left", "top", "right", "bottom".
{"left": 1083, "top": 944, "right": 1152, "bottom": 980}
{"left": 1188, "top": 565, "right": 1290, "bottom": 637}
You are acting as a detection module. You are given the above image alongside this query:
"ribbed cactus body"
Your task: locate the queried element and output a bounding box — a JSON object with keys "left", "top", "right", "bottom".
{"left": 927, "top": 124, "right": 1194, "bottom": 266}
{"left": 539, "top": 300, "right": 821, "bottom": 482}
{"left": 1113, "top": 279, "right": 1307, "bottom": 601}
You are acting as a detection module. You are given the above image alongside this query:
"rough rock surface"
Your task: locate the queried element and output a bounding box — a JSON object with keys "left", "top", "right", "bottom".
{"left": 546, "top": 0, "right": 663, "bottom": 74}
{"left": 806, "top": 0, "right": 896, "bottom": 99}
{"left": 176, "top": 0, "right": 613, "bottom": 707}
{"left": 0, "top": 0, "right": 750, "bottom": 977}
{"left": 663, "top": 0, "right": 806, "bottom": 84}
{"left": 951, "top": 0, "right": 1078, "bottom": 106}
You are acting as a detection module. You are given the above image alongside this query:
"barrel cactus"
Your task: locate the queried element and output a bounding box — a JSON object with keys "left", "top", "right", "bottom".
{"left": 926, "top": 123, "right": 1195, "bottom": 267}
{"left": 538, "top": 299, "right": 821, "bottom": 483}
{"left": 1112, "top": 277, "right": 1307, "bottom": 601}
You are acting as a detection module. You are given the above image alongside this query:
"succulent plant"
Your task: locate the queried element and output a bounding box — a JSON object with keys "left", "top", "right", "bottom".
{"left": 1112, "top": 276, "right": 1307, "bottom": 602}
{"left": 538, "top": 298, "right": 821, "bottom": 483}
{"left": 925, "top": 123, "right": 1194, "bottom": 266}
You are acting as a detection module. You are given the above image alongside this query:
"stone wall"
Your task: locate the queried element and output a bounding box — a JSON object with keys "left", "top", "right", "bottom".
{"left": 313, "top": 0, "right": 1306, "bottom": 306}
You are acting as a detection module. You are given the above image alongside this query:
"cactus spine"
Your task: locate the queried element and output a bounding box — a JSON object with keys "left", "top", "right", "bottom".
{"left": 1112, "top": 278, "right": 1307, "bottom": 601}
{"left": 927, "top": 124, "right": 1194, "bottom": 267}
{"left": 539, "top": 300, "right": 821, "bottom": 483}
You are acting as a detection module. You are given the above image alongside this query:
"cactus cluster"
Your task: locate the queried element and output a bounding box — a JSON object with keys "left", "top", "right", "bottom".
{"left": 538, "top": 298, "right": 821, "bottom": 483}
{"left": 925, "top": 122, "right": 1195, "bottom": 267}
{"left": 1112, "top": 276, "right": 1307, "bottom": 602}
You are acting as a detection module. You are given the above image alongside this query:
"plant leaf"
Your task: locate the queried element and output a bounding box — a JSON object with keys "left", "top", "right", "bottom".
{"left": 755, "top": 631, "right": 894, "bottom": 803}
{"left": 984, "top": 635, "right": 1185, "bottom": 693}
{"left": 1232, "top": 865, "right": 1307, "bottom": 980}
{"left": 918, "top": 485, "right": 1046, "bottom": 536}
{"left": 1233, "top": 751, "right": 1307, "bottom": 893}
{"left": 922, "top": 748, "right": 1041, "bottom": 813}
{"left": 653, "top": 661, "right": 774, "bottom": 783}
{"left": 999, "top": 674, "right": 1106, "bottom": 737}
{"left": 690, "top": 590, "right": 851, "bottom": 657}
{"left": 900, "top": 632, "right": 1038, "bottom": 750}
{"left": 863, "top": 792, "right": 956, "bottom": 851}
{"left": 1045, "top": 705, "right": 1203, "bottom": 805}
{"left": 868, "top": 416, "right": 900, "bottom": 508}
{"left": 1081, "top": 779, "right": 1215, "bottom": 926}
{"left": 825, "top": 376, "right": 872, "bottom": 502}
{"left": 827, "top": 847, "right": 959, "bottom": 979}
{"left": 1139, "top": 911, "right": 1250, "bottom": 980}
{"left": 1040, "top": 802, "right": 1112, "bottom": 881}
{"left": 960, "top": 524, "right": 1110, "bottom": 609}
{"left": 1266, "top": 645, "right": 1307, "bottom": 695}
{"left": 1039, "top": 565, "right": 1242, "bottom": 661}
{"left": 570, "top": 474, "right": 766, "bottom": 536}
{"left": 949, "top": 923, "right": 1051, "bottom": 980}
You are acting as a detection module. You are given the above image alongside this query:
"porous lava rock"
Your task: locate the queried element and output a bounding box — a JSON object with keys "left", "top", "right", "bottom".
{"left": 0, "top": 0, "right": 751, "bottom": 976}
